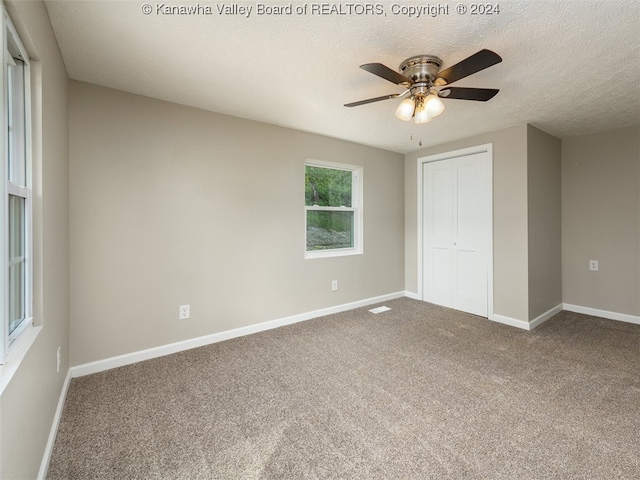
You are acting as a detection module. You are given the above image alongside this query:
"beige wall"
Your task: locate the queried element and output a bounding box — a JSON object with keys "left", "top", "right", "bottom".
{"left": 527, "top": 125, "right": 562, "bottom": 319}
{"left": 405, "top": 125, "right": 530, "bottom": 322}
{"left": 562, "top": 126, "right": 640, "bottom": 316}
{"left": 69, "top": 81, "right": 404, "bottom": 366}
{"left": 0, "top": 1, "right": 70, "bottom": 478}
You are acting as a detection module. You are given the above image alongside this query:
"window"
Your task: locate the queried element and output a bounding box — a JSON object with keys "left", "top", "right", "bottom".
{"left": 305, "top": 160, "right": 362, "bottom": 258}
{"left": 2, "top": 10, "right": 32, "bottom": 362}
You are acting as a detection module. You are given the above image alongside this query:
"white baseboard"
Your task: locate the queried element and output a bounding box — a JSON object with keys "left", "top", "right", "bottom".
{"left": 70, "top": 291, "right": 407, "bottom": 378}
{"left": 490, "top": 304, "right": 563, "bottom": 331}
{"left": 404, "top": 291, "right": 421, "bottom": 300}
{"left": 530, "top": 304, "right": 564, "bottom": 330}
{"left": 489, "top": 313, "right": 532, "bottom": 330}
{"left": 563, "top": 304, "right": 640, "bottom": 325}
{"left": 38, "top": 368, "right": 71, "bottom": 480}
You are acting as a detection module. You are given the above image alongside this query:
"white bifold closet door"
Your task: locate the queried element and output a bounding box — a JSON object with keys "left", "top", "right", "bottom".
{"left": 422, "top": 152, "right": 489, "bottom": 317}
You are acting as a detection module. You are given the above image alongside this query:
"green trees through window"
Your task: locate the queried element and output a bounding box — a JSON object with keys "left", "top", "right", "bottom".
{"left": 305, "top": 166, "right": 352, "bottom": 207}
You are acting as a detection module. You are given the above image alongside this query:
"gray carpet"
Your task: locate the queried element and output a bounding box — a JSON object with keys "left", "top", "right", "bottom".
{"left": 47, "top": 297, "right": 640, "bottom": 479}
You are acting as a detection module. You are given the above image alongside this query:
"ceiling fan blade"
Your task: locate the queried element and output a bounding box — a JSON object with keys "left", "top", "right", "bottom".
{"left": 360, "top": 63, "right": 413, "bottom": 86}
{"left": 435, "top": 49, "right": 502, "bottom": 85}
{"left": 344, "top": 93, "right": 400, "bottom": 107}
{"left": 439, "top": 87, "right": 499, "bottom": 101}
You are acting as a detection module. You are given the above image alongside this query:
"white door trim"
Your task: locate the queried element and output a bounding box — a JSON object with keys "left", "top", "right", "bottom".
{"left": 417, "top": 143, "right": 494, "bottom": 319}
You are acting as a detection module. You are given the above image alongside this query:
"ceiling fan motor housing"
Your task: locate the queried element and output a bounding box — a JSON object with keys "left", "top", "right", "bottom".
{"left": 399, "top": 55, "right": 443, "bottom": 85}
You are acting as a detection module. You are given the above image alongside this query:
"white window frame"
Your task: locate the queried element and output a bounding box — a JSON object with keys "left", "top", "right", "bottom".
{"left": 1, "top": 8, "right": 32, "bottom": 364}
{"left": 304, "top": 159, "right": 363, "bottom": 259}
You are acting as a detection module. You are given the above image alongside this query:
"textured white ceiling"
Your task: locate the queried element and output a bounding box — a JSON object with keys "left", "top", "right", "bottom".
{"left": 45, "top": 0, "right": 639, "bottom": 153}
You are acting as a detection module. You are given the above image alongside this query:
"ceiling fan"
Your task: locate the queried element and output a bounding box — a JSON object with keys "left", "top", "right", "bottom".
{"left": 345, "top": 49, "right": 502, "bottom": 124}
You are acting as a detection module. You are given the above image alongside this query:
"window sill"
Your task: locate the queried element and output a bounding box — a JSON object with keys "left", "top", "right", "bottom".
{"left": 0, "top": 324, "right": 42, "bottom": 396}
{"left": 305, "top": 248, "right": 363, "bottom": 260}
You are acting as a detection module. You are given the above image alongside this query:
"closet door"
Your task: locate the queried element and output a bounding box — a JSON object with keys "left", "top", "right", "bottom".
{"left": 423, "top": 152, "right": 489, "bottom": 317}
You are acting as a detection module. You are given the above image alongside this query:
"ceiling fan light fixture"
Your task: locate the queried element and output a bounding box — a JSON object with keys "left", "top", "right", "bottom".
{"left": 425, "top": 93, "right": 445, "bottom": 117}
{"left": 414, "top": 97, "right": 431, "bottom": 124}
{"left": 395, "top": 97, "right": 415, "bottom": 121}
{"left": 414, "top": 109, "right": 431, "bottom": 124}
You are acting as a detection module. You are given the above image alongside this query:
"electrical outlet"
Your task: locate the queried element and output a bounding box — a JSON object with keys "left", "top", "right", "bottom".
{"left": 331, "top": 280, "right": 338, "bottom": 291}
{"left": 179, "top": 304, "right": 190, "bottom": 320}
{"left": 589, "top": 260, "right": 599, "bottom": 271}
{"left": 56, "top": 346, "right": 61, "bottom": 373}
